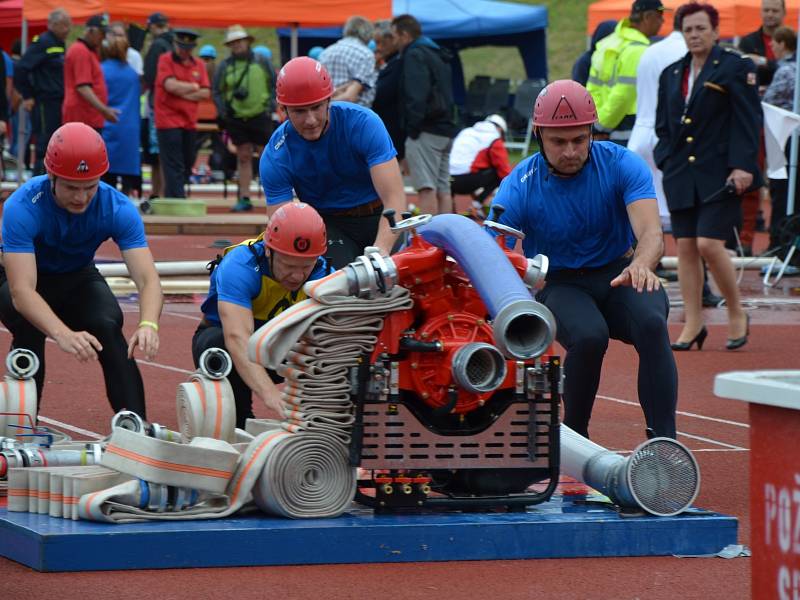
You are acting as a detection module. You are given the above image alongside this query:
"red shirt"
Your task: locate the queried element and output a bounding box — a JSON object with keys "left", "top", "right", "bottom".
{"left": 471, "top": 139, "right": 512, "bottom": 179}
{"left": 154, "top": 52, "right": 209, "bottom": 130}
{"left": 62, "top": 39, "right": 108, "bottom": 129}
{"left": 762, "top": 32, "right": 775, "bottom": 61}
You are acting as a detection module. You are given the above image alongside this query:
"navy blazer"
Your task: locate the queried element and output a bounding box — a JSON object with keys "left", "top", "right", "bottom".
{"left": 654, "top": 44, "right": 763, "bottom": 212}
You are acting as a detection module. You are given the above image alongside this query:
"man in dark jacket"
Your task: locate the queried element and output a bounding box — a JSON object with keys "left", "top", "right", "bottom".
{"left": 392, "top": 14, "right": 457, "bottom": 215}
{"left": 738, "top": 0, "right": 786, "bottom": 88}
{"left": 571, "top": 20, "right": 617, "bottom": 86}
{"left": 142, "top": 12, "right": 172, "bottom": 200}
{"left": 372, "top": 20, "right": 405, "bottom": 160}
{"left": 14, "top": 8, "right": 71, "bottom": 175}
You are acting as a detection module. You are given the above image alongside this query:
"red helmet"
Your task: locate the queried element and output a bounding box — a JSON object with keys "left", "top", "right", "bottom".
{"left": 276, "top": 57, "right": 334, "bottom": 107}
{"left": 44, "top": 122, "right": 110, "bottom": 180}
{"left": 532, "top": 80, "right": 598, "bottom": 128}
{"left": 265, "top": 202, "right": 327, "bottom": 258}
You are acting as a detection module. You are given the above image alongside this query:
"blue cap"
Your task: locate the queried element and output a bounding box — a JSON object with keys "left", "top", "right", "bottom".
{"left": 198, "top": 45, "right": 217, "bottom": 59}
{"left": 308, "top": 46, "right": 324, "bottom": 60}
{"left": 253, "top": 45, "right": 272, "bottom": 60}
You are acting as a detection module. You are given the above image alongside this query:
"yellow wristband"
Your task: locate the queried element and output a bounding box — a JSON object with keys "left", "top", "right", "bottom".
{"left": 138, "top": 320, "right": 159, "bottom": 332}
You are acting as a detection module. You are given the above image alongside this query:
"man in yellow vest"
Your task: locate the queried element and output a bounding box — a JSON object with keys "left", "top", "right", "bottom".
{"left": 192, "top": 202, "right": 332, "bottom": 427}
{"left": 587, "top": 0, "right": 665, "bottom": 145}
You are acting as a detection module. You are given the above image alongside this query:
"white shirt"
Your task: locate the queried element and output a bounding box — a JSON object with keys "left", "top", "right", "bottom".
{"left": 127, "top": 47, "right": 144, "bottom": 77}
{"left": 449, "top": 121, "right": 500, "bottom": 176}
{"left": 629, "top": 31, "right": 687, "bottom": 221}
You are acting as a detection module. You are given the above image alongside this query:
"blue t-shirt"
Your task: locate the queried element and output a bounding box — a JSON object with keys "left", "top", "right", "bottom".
{"left": 491, "top": 142, "right": 655, "bottom": 271}
{"left": 259, "top": 102, "right": 396, "bottom": 211}
{"left": 201, "top": 240, "right": 330, "bottom": 325}
{"left": 1, "top": 176, "right": 148, "bottom": 273}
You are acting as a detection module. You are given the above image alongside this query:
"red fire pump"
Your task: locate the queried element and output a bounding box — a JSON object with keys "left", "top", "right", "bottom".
{"left": 346, "top": 209, "right": 563, "bottom": 511}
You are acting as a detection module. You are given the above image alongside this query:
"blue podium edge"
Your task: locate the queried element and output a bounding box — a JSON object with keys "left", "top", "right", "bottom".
{"left": 0, "top": 500, "right": 738, "bottom": 572}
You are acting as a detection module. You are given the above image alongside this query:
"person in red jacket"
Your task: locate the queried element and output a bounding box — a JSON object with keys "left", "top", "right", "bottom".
{"left": 449, "top": 114, "right": 512, "bottom": 218}
{"left": 62, "top": 14, "right": 119, "bottom": 130}
{"left": 153, "top": 29, "right": 210, "bottom": 198}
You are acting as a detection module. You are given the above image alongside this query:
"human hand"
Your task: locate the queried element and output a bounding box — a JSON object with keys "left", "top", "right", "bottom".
{"left": 256, "top": 386, "right": 285, "bottom": 419}
{"left": 727, "top": 169, "right": 753, "bottom": 195}
{"left": 103, "top": 106, "right": 121, "bottom": 123}
{"left": 53, "top": 330, "right": 103, "bottom": 362}
{"left": 127, "top": 325, "right": 159, "bottom": 360}
{"left": 610, "top": 261, "right": 661, "bottom": 292}
{"left": 22, "top": 98, "right": 34, "bottom": 112}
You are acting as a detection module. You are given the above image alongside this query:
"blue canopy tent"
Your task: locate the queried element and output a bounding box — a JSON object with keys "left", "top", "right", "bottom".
{"left": 277, "top": 0, "right": 548, "bottom": 106}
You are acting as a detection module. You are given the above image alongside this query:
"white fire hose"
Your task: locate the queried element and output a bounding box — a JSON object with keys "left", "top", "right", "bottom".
{"left": 8, "top": 268, "right": 413, "bottom": 523}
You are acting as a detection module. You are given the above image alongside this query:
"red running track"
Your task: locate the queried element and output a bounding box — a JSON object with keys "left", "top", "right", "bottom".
{"left": 3, "top": 231, "right": 796, "bottom": 599}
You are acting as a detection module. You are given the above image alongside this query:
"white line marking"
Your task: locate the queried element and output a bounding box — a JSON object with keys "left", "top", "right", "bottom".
{"left": 677, "top": 430, "right": 747, "bottom": 450}
{"left": 37, "top": 416, "right": 103, "bottom": 440}
{"left": 597, "top": 394, "right": 749, "bottom": 428}
{"left": 691, "top": 448, "right": 749, "bottom": 453}
{"left": 135, "top": 359, "right": 193, "bottom": 375}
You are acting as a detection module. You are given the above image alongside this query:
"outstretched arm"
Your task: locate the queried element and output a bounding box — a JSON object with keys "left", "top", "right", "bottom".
{"left": 122, "top": 247, "right": 163, "bottom": 360}
{"left": 369, "top": 158, "right": 405, "bottom": 255}
{"left": 610, "top": 198, "right": 663, "bottom": 292}
{"left": 4, "top": 252, "right": 103, "bottom": 361}
{"left": 219, "top": 301, "right": 284, "bottom": 418}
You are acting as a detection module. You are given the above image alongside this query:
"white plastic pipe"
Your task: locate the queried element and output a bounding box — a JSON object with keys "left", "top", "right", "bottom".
{"left": 97, "top": 261, "right": 210, "bottom": 277}
{"left": 660, "top": 256, "right": 778, "bottom": 270}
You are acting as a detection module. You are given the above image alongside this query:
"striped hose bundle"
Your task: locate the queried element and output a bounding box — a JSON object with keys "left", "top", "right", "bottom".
{"left": 176, "top": 374, "right": 237, "bottom": 443}
{"left": 0, "top": 349, "right": 39, "bottom": 442}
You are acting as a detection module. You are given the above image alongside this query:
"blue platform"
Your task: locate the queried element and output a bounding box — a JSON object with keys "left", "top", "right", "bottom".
{"left": 0, "top": 495, "right": 738, "bottom": 572}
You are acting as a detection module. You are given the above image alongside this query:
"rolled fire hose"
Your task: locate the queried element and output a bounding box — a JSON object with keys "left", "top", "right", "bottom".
{"left": 0, "top": 349, "right": 39, "bottom": 442}
{"left": 560, "top": 424, "right": 701, "bottom": 516}
{"left": 176, "top": 348, "right": 236, "bottom": 443}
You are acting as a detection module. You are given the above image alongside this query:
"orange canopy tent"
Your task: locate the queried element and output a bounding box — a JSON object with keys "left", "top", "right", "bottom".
{"left": 21, "top": 0, "right": 392, "bottom": 28}
{"left": 587, "top": 0, "right": 800, "bottom": 38}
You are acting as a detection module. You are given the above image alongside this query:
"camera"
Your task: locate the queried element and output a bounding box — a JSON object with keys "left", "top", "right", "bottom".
{"left": 232, "top": 87, "right": 249, "bottom": 101}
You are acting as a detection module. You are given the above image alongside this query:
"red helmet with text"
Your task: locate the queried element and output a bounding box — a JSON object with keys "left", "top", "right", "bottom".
{"left": 265, "top": 202, "right": 328, "bottom": 258}
{"left": 532, "top": 80, "right": 598, "bottom": 128}
{"left": 276, "top": 57, "right": 334, "bottom": 106}
{"left": 44, "top": 122, "right": 110, "bottom": 180}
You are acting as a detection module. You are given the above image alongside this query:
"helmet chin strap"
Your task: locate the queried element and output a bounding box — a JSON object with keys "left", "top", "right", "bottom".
{"left": 534, "top": 127, "right": 594, "bottom": 178}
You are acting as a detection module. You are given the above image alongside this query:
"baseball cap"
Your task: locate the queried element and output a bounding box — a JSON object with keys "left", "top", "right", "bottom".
{"left": 631, "top": 0, "right": 666, "bottom": 11}
{"left": 86, "top": 14, "right": 108, "bottom": 30}
{"left": 147, "top": 12, "right": 169, "bottom": 26}
{"left": 198, "top": 44, "right": 217, "bottom": 59}
{"left": 173, "top": 28, "right": 200, "bottom": 49}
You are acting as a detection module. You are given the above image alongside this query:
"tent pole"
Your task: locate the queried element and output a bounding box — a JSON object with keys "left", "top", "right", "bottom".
{"left": 290, "top": 24, "right": 299, "bottom": 58}
{"left": 15, "top": 19, "right": 28, "bottom": 188}
{"left": 787, "top": 10, "right": 800, "bottom": 216}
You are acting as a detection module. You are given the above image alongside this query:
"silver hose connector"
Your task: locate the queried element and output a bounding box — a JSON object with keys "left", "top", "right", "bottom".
{"left": 491, "top": 299, "right": 557, "bottom": 359}
{"left": 523, "top": 254, "right": 549, "bottom": 290}
{"left": 344, "top": 249, "right": 398, "bottom": 298}
{"left": 561, "top": 425, "right": 701, "bottom": 516}
{"left": 198, "top": 347, "right": 233, "bottom": 380}
{"left": 5, "top": 348, "right": 40, "bottom": 380}
{"left": 451, "top": 342, "right": 507, "bottom": 394}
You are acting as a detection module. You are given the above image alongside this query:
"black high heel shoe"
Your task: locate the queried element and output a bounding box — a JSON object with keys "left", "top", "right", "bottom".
{"left": 726, "top": 314, "right": 750, "bottom": 350}
{"left": 671, "top": 326, "right": 708, "bottom": 351}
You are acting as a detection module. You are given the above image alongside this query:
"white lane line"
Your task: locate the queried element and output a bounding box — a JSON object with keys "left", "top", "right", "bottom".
{"left": 37, "top": 415, "right": 103, "bottom": 440}
{"left": 691, "top": 448, "right": 749, "bottom": 453}
{"left": 597, "top": 394, "right": 749, "bottom": 428}
{"left": 677, "top": 430, "right": 747, "bottom": 451}
{"left": 135, "top": 359, "right": 193, "bottom": 375}
{"left": 120, "top": 306, "right": 202, "bottom": 321}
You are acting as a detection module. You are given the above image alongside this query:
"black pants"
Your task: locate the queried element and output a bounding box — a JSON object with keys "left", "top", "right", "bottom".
{"left": 536, "top": 258, "right": 677, "bottom": 439}
{"left": 156, "top": 128, "right": 197, "bottom": 198}
{"left": 322, "top": 212, "right": 382, "bottom": 269}
{"left": 451, "top": 168, "right": 501, "bottom": 204}
{"left": 32, "top": 98, "right": 63, "bottom": 176}
{"left": 0, "top": 266, "right": 146, "bottom": 417}
{"left": 102, "top": 172, "right": 141, "bottom": 197}
{"left": 191, "top": 323, "right": 283, "bottom": 429}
